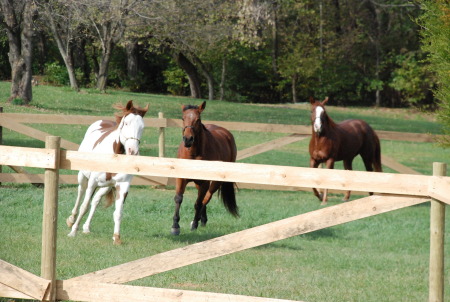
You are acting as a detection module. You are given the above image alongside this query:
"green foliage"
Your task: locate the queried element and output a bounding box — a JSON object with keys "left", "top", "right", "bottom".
{"left": 43, "top": 62, "right": 70, "bottom": 86}
{"left": 418, "top": 0, "right": 450, "bottom": 146}
{"left": 163, "top": 64, "right": 189, "bottom": 96}
{"left": 388, "top": 52, "right": 435, "bottom": 108}
{"left": 10, "top": 98, "right": 25, "bottom": 105}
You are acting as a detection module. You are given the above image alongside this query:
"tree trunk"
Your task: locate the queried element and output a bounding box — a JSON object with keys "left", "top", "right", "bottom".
{"left": 271, "top": 0, "right": 279, "bottom": 74}
{"left": 173, "top": 52, "right": 201, "bottom": 99}
{"left": 291, "top": 74, "right": 298, "bottom": 103}
{"left": 96, "top": 39, "right": 114, "bottom": 92}
{"left": 193, "top": 55, "right": 214, "bottom": 100}
{"left": 42, "top": 2, "right": 79, "bottom": 91}
{"left": 220, "top": 58, "right": 227, "bottom": 101}
{"left": 126, "top": 40, "right": 138, "bottom": 80}
{"left": 332, "top": 0, "right": 342, "bottom": 35}
{"left": 1, "top": 0, "right": 34, "bottom": 104}
{"left": 78, "top": 37, "right": 91, "bottom": 85}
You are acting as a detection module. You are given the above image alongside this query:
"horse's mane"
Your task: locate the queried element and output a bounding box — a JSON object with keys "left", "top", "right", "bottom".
{"left": 113, "top": 101, "right": 148, "bottom": 124}
{"left": 322, "top": 108, "right": 337, "bottom": 129}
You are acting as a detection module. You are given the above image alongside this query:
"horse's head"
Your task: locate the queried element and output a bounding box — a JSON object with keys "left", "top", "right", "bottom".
{"left": 181, "top": 101, "right": 206, "bottom": 148}
{"left": 310, "top": 97, "right": 329, "bottom": 135}
{"left": 116, "top": 100, "right": 149, "bottom": 155}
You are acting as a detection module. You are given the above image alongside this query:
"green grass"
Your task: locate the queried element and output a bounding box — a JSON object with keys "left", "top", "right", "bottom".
{"left": 0, "top": 82, "right": 449, "bottom": 301}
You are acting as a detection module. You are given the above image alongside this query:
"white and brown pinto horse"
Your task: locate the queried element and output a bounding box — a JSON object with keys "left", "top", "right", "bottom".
{"left": 67, "top": 100, "right": 148, "bottom": 245}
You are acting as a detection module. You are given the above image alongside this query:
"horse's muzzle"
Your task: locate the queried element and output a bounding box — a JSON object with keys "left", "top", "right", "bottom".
{"left": 183, "top": 136, "right": 194, "bottom": 148}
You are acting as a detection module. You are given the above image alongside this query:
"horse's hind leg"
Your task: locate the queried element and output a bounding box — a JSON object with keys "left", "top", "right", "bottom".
{"left": 310, "top": 159, "right": 324, "bottom": 202}
{"left": 191, "top": 181, "right": 214, "bottom": 231}
{"left": 361, "top": 153, "right": 377, "bottom": 196}
{"left": 67, "top": 172, "right": 88, "bottom": 228}
{"left": 342, "top": 160, "right": 353, "bottom": 202}
{"left": 68, "top": 183, "right": 96, "bottom": 237}
{"left": 82, "top": 187, "right": 111, "bottom": 234}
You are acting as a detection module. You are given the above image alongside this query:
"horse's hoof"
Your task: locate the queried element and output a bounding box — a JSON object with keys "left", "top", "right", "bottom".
{"left": 113, "top": 234, "right": 122, "bottom": 245}
{"left": 342, "top": 198, "right": 349, "bottom": 202}
{"left": 67, "top": 231, "right": 76, "bottom": 237}
{"left": 66, "top": 216, "right": 75, "bottom": 228}
{"left": 320, "top": 201, "right": 327, "bottom": 206}
{"left": 190, "top": 221, "right": 198, "bottom": 231}
{"left": 171, "top": 228, "right": 180, "bottom": 236}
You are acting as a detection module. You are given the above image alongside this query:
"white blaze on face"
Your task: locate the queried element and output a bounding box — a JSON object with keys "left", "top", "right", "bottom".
{"left": 313, "top": 106, "right": 324, "bottom": 134}
{"left": 120, "top": 114, "right": 145, "bottom": 155}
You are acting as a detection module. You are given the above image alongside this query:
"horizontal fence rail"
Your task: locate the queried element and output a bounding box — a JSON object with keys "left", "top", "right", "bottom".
{"left": 0, "top": 112, "right": 440, "bottom": 142}
{"left": 0, "top": 145, "right": 448, "bottom": 204}
{"left": 0, "top": 131, "right": 447, "bottom": 301}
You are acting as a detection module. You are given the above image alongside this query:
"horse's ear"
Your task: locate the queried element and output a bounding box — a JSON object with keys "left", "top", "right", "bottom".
{"left": 126, "top": 100, "right": 134, "bottom": 111}
{"left": 309, "top": 96, "right": 315, "bottom": 105}
{"left": 199, "top": 101, "right": 206, "bottom": 113}
{"left": 322, "top": 97, "right": 329, "bottom": 106}
{"left": 140, "top": 104, "right": 149, "bottom": 117}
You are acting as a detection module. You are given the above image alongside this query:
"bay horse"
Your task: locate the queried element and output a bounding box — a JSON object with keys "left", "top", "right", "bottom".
{"left": 309, "top": 97, "right": 382, "bottom": 205}
{"left": 171, "top": 101, "right": 239, "bottom": 235}
{"left": 67, "top": 100, "right": 149, "bottom": 244}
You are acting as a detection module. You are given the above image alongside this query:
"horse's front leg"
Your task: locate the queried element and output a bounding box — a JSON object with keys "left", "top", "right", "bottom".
{"left": 191, "top": 182, "right": 210, "bottom": 231}
{"left": 112, "top": 180, "right": 131, "bottom": 245}
{"left": 310, "top": 159, "right": 323, "bottom": 202}
{"left": 67, "top": 172, "right": 88, "bottom": 228}
{"left": 172, "top": 178, "right": 187, "bottom": 235}
{"left": 82, "top": 186, "right": 111, "bottom": 234}
{"left": 68, "top": 179, "right": 96, "bottom": 237}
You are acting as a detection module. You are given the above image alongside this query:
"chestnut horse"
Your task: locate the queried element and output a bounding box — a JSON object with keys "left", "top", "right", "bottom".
{"left": 309, "top": 97, "right": 382, "bottom": 204}
{"left": 171, "top": 101, "right": 239, "bottom": 235}
{"left": 67, "top": 100, "right": 148, "bottom": 244}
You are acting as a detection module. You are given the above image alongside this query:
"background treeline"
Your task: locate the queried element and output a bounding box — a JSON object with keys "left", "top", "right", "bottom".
{"left": 0, "top": 0, "right": 445, "bottom": 110}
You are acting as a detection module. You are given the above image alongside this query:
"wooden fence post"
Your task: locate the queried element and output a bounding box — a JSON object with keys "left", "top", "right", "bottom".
{"left": 158, "top": 112, "right": 165, "bottom": 158}
{"left": 41, "top": 136, "right": 61, "bottom": 302}
{"left": 429, "top": 162, "right": 446, "bottom": 302}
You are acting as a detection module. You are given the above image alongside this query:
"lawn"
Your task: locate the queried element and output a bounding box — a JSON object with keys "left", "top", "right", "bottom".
{"left": 0, "top": 82, "right": 449, "bottom": 302}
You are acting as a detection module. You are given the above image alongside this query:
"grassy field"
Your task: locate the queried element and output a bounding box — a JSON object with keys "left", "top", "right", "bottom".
{"left": 0, "top": 82, "right": 449, "bottom": 302}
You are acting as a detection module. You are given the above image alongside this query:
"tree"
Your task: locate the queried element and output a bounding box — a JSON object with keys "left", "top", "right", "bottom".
{"left": 0, "top": 0, "right": 35, "bottom": 104}
{"left": 59, "top": 0, "right": 141, "bottom": 92}
{"left": 276, "top": 0, "right": 322, "bottom": 103}
{"left": 36, "top": 0, "right": 82, "bottom": 91}
{"left": 418, "top": 0, "right": 450, "bottom": 146}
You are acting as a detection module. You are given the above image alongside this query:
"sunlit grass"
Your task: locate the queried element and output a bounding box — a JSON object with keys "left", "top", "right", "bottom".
{"left": 0, "top": 82, "right": 449, "bottom": 301}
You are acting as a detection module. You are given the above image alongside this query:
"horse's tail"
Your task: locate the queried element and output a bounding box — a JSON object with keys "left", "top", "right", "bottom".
{"left": 219, "top": 182, "right": 239, "bottom": 217}
{"left": 373, "top": 134, "right": 383, "bottom": 172}
{"left": 104, "top": 188, "right": 116, "bottom": 208}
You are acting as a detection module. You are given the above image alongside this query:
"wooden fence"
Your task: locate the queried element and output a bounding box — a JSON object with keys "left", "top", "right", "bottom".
{"left": 0, "top": 111, "right": 436, "bottom": 188}
{"left": 0, "top": 136, "right": 448, "bottom": 302}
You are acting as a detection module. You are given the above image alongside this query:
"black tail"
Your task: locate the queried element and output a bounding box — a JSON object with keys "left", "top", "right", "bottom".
{"left": 219, "top": 182, "right": 239, "bottom": 217}
{"left": 373, "top": 135, "right": 383, "bottom": 172}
